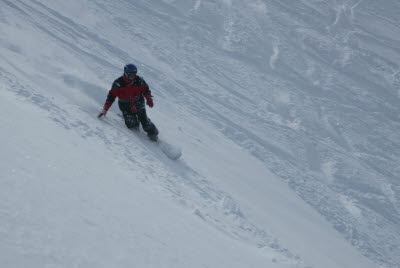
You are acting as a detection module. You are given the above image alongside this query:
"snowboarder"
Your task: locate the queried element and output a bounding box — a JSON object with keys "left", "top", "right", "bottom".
{"left": 98, "top": 64, "right": 159, "bottom": 141}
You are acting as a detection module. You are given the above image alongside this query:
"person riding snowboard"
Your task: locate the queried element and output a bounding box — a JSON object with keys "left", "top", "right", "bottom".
{"left": 98, "top": 64, "right": 159, "bottom": 141}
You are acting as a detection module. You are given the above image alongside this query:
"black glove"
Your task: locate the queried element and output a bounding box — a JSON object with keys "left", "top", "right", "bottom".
{"left": 98, "top": 109, "right": 107, "bottom": 118}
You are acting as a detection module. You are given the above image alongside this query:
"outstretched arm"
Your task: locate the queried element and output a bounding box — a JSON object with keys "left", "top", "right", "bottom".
{"left": 98, "top": 85, "right": 119, "bottom": 118}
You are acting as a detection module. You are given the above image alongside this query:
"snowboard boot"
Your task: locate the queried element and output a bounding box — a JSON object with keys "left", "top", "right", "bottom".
{"left": 148, "top": 134, "right": 158, "bottom": 142}
{"left": 143, "top": 121, "right": 159, "bottom": 142}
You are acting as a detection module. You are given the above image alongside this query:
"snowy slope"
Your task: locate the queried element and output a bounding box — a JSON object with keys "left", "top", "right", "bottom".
{"left": 1, "top": 0, "right": 399, "bottom": 267}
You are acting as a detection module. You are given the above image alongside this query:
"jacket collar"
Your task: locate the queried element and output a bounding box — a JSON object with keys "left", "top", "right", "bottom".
{"left": 123, "top": 74, "right": 136, "bottom": 84}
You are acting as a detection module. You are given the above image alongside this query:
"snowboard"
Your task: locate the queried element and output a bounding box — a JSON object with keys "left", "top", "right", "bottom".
{"left": 157, "top": 139, "right": 182, "bottom": 160}
{"left": 114, "top": 114, "right": 182, "bottom": 160}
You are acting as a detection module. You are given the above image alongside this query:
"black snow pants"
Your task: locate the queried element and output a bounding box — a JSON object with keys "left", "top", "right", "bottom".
{"left": 118, "top": 99, "right": 158, "bottom": 138}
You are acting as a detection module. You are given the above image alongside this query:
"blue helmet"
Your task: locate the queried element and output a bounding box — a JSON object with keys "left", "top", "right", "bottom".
{"left": 124, "top": 64, "right": 137, "bottom": 77}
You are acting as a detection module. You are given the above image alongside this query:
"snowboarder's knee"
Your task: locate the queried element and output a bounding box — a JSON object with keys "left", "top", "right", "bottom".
{"left": 125, "top": 115, "right": 139, "bottom": 129}
{"left": 126, "top": 121, "right": 139, "bottom": 129}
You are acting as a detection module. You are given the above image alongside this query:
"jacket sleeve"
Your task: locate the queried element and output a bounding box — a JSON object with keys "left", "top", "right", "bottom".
{"left": 103, "top": 81, "right": 120, "bottom": 111}
{"left": 140, "top": 78, "right": 152, "bottom": 100}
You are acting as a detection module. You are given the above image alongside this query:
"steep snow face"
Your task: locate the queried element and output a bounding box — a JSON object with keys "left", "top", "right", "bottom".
{"left": 0, "top": 0, "right": 399, "bottom": 267}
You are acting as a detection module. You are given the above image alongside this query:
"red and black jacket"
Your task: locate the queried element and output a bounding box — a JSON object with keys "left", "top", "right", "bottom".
{"left": 103, "top": 75, "right": 152, "bottom": 113}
